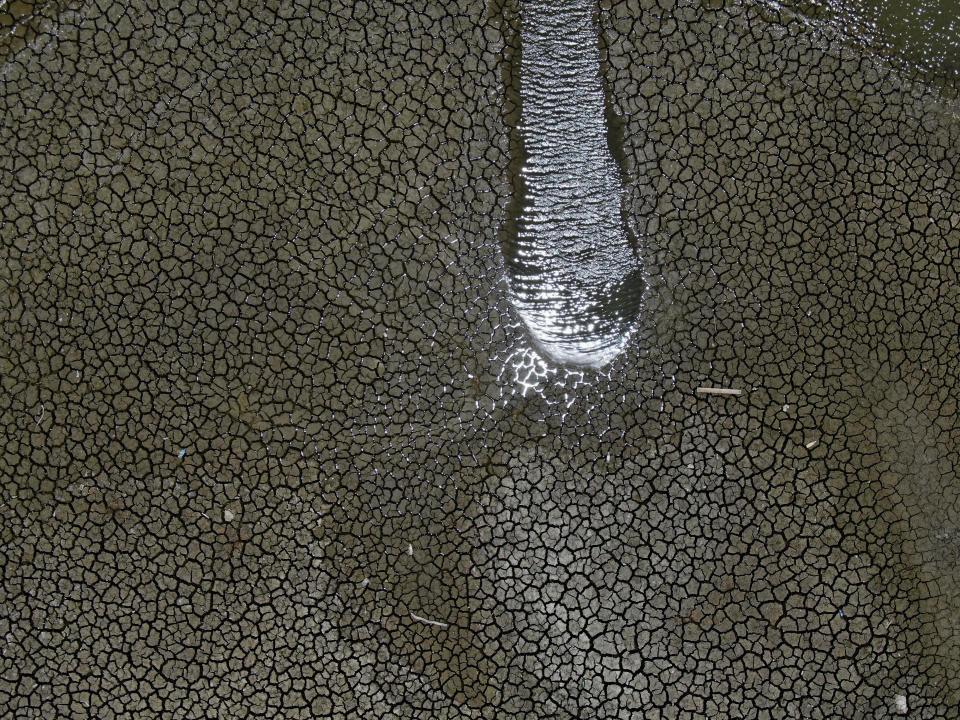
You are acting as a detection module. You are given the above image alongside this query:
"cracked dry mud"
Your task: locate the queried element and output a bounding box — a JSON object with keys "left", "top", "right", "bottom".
{"left": 1, "top": 0, "right": 959, "bottom": 718}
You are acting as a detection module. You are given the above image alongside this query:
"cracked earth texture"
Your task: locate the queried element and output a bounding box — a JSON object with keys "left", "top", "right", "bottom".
{"left": 1, "top": 0, "right": 959, "bottom": 718}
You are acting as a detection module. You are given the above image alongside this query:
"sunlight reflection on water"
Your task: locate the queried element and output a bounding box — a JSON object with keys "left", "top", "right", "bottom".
{"left": 770, "top": 0, "right": 960, "bottom": 86}
{"left": 504, "top": 0, "right": 645, "bottom": 369}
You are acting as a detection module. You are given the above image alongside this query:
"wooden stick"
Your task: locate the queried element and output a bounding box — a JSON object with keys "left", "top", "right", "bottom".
{"left": 410, "top": 612, "right": 448, "bottom": 628}
{"left": 696, "top": 387, "right": 743, "bottom": 396}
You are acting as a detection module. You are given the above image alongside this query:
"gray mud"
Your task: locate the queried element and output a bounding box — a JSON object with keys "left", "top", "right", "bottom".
{"left": 1, "top": 0, "right": 958, "bottom": 717}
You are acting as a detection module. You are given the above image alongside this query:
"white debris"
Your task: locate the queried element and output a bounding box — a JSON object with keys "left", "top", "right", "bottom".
{"left": 407, "top": 543, "right": 413, "bottom": 556}
{"left": 410, "top": 612, "right": 448, "bottom": 628}
{"left": 696, "top": 387, "right": 743, "bottom": 396}
{"left": 805, "top": 439, "right": 818, "bottom": 450}
{"left": 894, "top": 694, "right": 907, "bottom": 714}
{"left": 223, "top": 509, "right": 235, "bottom": 522}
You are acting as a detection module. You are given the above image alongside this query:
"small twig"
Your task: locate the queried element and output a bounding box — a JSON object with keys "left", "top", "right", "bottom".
{"left": 410, "top": 612, "right": 448, "bottom": 628}
{"left": 805, "top": 439, "right": 819, "bottom": 450}
{"left": 35, "top": 404, "right": 44, "bottom": 429}
{"left": 696, "top": 387, "right": 743, "bottom": 396}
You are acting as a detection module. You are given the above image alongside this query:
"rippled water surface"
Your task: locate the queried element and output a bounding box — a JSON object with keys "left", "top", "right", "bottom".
{"left": 502, "top": 0, "right": 645, "bottom": 368}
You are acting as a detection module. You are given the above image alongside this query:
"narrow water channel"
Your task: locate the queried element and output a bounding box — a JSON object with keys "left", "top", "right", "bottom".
{"left": 502, "top": 0, "right": 645, "bottom": 368}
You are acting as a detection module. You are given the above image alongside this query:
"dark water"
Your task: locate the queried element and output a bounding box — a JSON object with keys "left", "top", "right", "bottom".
{"left": 773, "top": 0, "right": 960, "bottom": 89}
